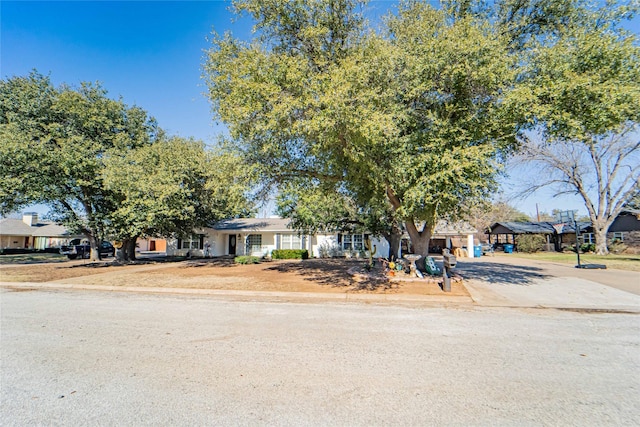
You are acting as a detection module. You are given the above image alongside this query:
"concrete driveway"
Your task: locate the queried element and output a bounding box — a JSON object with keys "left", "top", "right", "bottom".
{"left": 456, "top": 255, "right": 640, "bottom": 312}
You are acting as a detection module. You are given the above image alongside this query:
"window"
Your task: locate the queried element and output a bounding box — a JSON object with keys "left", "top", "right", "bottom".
{"left": 340, "top": 234, "right": 364, "bottom": 251}
{"left": 582, "top": 233, "right": 595, "bottom": 244}
{"left": 181, "top": 236, "right": 202, "bottom": 250}
{"left": 246, "top": 234, "right": 262, "bottom": 254}
{"left": 280, "top": 234, "right": 303, "bottom": 250}
{"left": 612, "top": 232, "right": 624, "bottom": 242}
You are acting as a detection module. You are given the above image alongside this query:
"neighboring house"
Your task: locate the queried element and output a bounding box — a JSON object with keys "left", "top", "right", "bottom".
{"left": 166, "top": 217, "right": 479, "bottom": 258}
{"left": 604, "top": 209, "right": 640, "bottom": 249}
{"left": 486, "top": 215, "right": 640, "bottom": 252}
{"left": 32, "top": 222, "right": 80, "bottom": 250}
{"left": 136, "top": 238, "right": 167, "bottom": 252}
{"left": 486, "top": 221, "right": 591, "bottom": 251}
{"left": 0, "top": 212, "right": 82, "bottom": 250}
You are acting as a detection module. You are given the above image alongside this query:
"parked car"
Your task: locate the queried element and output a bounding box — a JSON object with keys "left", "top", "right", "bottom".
{"left": 60, "top": 239, "right": 115, "bottom": 259}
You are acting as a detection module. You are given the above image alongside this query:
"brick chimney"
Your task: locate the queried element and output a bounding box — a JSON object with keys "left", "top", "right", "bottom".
{"left": 22, "top": 212, "right": 38, "bottom": 226}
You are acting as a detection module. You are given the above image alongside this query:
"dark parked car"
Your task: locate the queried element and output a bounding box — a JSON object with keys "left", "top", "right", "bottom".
{"left": 60, "top": 239, "right": 115, "bottom": 259}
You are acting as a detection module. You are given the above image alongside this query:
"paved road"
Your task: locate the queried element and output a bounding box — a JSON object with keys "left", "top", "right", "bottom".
{"left": 2, "top": 288, "right": 639, "bottom": 426}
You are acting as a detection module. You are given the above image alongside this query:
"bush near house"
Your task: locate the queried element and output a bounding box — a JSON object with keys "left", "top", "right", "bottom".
{"left": 271, "top": 249, "right": 309, "bottom": 260}
{"left": 580, "top": 243, "right": 596, "bottom": 253}
{"left": 234, "top": 256, "right": 261, "bottom": 264}
{"left": 516, "top": 234, "right": 546, "bottom": 253}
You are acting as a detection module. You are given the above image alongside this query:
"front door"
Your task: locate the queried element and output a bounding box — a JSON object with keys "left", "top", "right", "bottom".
{"left": 228, "top": 235, "right": 237, "bottom": 255}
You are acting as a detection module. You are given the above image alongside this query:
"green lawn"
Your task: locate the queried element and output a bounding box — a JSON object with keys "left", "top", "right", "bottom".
{"left": 507, "top": 252, "right": 640, "bottom": 271}
{"left": 0, "top": 253, "right": 68, "bottom": 265}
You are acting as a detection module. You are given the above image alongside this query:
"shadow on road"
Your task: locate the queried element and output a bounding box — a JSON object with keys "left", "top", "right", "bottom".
{"left": 456, "top": 261, "right": 551, "bottom": 285}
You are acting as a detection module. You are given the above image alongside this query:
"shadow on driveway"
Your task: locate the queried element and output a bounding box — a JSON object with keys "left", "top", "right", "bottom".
{"left": 456, "top": 260, "right": 552, "bottom": 286}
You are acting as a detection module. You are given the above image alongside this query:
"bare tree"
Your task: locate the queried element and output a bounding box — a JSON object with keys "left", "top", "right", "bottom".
{"left": 517, "top": 125, "right": 640, "bottom": 254}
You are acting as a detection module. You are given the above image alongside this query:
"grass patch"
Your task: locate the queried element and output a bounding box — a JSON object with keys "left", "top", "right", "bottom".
{"left": 0, "top": 253, "right": 68, "bottom": 265}
{"left": 507, "top": 252, "right": 640, "bottom": 271}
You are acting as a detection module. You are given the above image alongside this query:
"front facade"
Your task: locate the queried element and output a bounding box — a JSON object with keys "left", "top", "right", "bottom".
{"left": 165, "top": 218, "right": 342, "bottom": 258}
{"left": 165, "top": 218, "right": 478, "bottom": 259}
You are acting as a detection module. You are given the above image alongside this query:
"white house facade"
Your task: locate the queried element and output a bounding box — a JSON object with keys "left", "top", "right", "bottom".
{"left": 165, "top": 217, "right": 478, "bottom": 259}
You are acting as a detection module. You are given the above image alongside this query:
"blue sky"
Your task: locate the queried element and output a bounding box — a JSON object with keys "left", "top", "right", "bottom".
{"left": 2, "top": 1, "right": 637, "bottom": 219}
{"left": 2, "top": 1, "right": 245, "bottom": 143}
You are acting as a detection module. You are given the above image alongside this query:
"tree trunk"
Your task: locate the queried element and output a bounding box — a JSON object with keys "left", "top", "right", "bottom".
{"left": 121, "top": 237, "right": 138, "bottom": 261}
{"left": 383, "top": 224, "right": 403, "bottom": 260}
{"left": 88, "top": 234, "right": 102, "bottom": 261}
{"left": 404, "top": 219, "right": 433, "bottom": 257}
{"left": 593, "top": 224, "right": 609, "bottom": 255}
{"left": 127, "top": 238, "right": 138, "bottom": 261}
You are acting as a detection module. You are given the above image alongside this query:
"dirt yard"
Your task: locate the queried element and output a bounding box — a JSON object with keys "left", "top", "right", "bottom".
{"left": 0, "top": 257, "right": 468, "bottom": 297}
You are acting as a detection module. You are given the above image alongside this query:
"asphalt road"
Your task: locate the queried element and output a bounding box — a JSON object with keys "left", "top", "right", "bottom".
{"left": 2, "top": 288, "right": 639, "bottom": 426}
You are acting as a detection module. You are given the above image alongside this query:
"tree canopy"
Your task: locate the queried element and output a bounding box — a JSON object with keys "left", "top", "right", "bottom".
{"left": 204, "top": 0, "right": 520, "bottom": 256}
{"left": 0, "top": 71, "right": 255, "bottom": 260}
{"left": 511, "top": 1, "right": 640, "bottom": 254}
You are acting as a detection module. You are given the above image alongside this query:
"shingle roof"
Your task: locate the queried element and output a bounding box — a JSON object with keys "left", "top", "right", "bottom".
{"left": 0, "top": 218, "right": 78, "bottom": 237}
{"left": 0, "top": 218, "right": 49, "bottom": 236}
{"left": 213, "top": 218, "right": 478, "bottom": 236}
{"left": 32, "top": 223, "right": 74, "bottom": 237}
{"left": 212, "top": 218, "right": 293, "bottom": 232}
{"left": 432, "top": 220, "right": 477, "bottom": 236}
{"left": 486, "top": 221, "right": 590, "bottom": 235}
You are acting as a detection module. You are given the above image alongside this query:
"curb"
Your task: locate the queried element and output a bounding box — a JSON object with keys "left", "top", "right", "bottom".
{"left": 2, "top": 281, "right": 638, "bottom": 313}
{"left": 0, "top": 281, "right": 474, "bottom": 304}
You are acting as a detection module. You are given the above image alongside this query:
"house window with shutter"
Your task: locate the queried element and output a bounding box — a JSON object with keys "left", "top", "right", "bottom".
{"left": 340, "top": 234, "right": 365, "bottom": 251}
{"left": 181, "top": 235, "right": 203, "bottom": 250}
{"left": 279, "top": 234, "right": 303, "bottom": 249}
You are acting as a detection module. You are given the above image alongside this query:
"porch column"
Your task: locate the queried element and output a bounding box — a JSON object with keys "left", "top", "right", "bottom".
{"left": 467, "top": 234, "right": 475, "bottom": 258}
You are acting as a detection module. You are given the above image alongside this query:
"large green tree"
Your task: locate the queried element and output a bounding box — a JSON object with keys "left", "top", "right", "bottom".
{"left": 204, "top": 0, "right": 519, "bottom": 256}
{"left": 510, "top": 1, "right": 640, "bottom": 255}
{"left": 103, "top": 138, "right": 256, "bottom": 260}
{"left": 0, "top": 72, "right": 255, "bottom": 260}
{"left": 0, "top": 72, "right": 158, "bottom": 260}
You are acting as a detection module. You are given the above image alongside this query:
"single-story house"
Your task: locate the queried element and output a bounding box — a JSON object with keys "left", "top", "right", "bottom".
{"left": 486, "top": 221, "right": 592, "bottom": 251}
{"left": 601, "top": 209, "right": 640, "bottom": 249}
{"left": 486, "top": 212, "right": 640, "bottom": 252}
{"left": 166, "top": 217, "right": 479, "bottom": 259}
{"left": 0, "top": 212, "right": 82, "bottom": 250}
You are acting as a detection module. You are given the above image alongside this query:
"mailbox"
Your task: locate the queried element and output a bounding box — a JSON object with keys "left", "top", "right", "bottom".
{"left": 443, "top": 253, "right": 457, "bottom": 269}
{"left": 442, "top": 251, "right": 456, "bottom": 293}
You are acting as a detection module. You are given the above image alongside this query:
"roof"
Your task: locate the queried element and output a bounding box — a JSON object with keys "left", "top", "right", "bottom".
{"left": 0, "top": 218, "right": 79, "bottom": 238}
{"left": 432, "top": 220, "right": 477, "bottom": 236}
{"left": 212, "top": 218, "right": 478, "bottom": 236}
{"left": 486, "top": 221, "right": 591, "bottom": 235}
{"left": 0, "top": 218, "right": 50, "bottom": 236}
{"left": 212, "top": 218, "right": 293, "bottom": 233}
{"left": 32, "top": 223, "right": 75, "bottom": 237}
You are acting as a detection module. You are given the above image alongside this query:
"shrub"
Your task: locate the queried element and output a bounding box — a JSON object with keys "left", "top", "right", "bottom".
{"left": 580, "top": 243, "right": 596, "bottom": 253}
{"left": 516, "top": 234, "right": 546, "bottom": 253}
{"left": 234, "top": 255, "right": 261, "bottom": 264}
{"left": 609, "top": 240, "right": 627, "bottom": 254}
{"left": 271, "top": 249, "right": 309, "bottom": 260}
